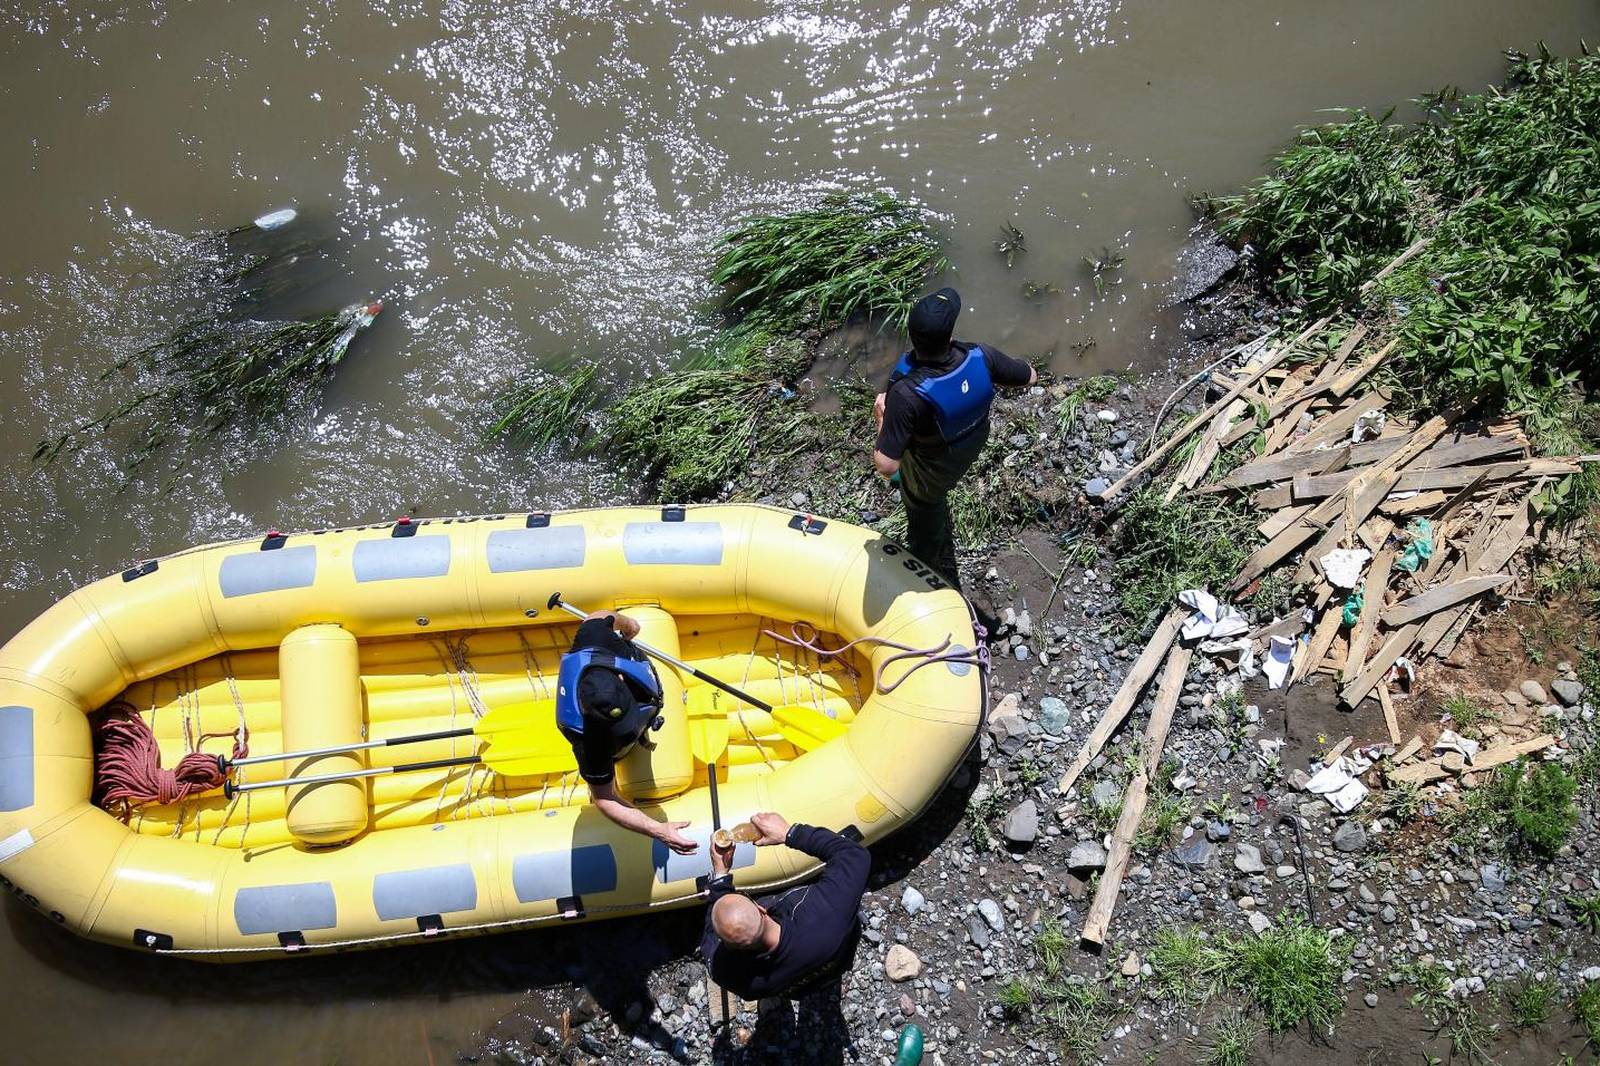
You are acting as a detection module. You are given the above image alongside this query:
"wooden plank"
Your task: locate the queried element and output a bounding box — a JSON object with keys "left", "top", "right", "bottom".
{"left": 1253, "top": 445, "right": 1548, "bottom": 509}
{"left": 1470, "top": 734, "right": 1556, "bottom": 771}
{"left": 1259, "top": 504, "right": 1311, "bottom": 540}
{"left": 1394, "top": 735, "right": 1424, "bottom": 764}
{"left": 1377, "top": 684, "right": 1402, "bottom": 745}
{"left": 1379, "top": 490, "right": 1451, "bottom": 516}
{"left": 1168, "top": 394, "right": 1249, "bottom": 502}
{"left": 1390, "top": 758, "right": 1450, "bottom": 785}
{"left": 1080, "top": 644, "right": 1193, "bottom": 947}
{"left": 1343, "top": 541, "right": 1398, "bottom": 680}
{"left": 1340, "top": 490, "right": 1535, "bottom": 707}
{"left": 1325, "top": 338, "right": 1397, "bottom": 401}
{"left": 1057, "top": 608, "right": 1187, "bottom": 795}
{"left": 1359, "top": 234, "right": 1429, "bottom": 294}
{"left": 1324, "top": 735, "right": 1355, "bottom": 763}
{"left": 1293, "top": 599, "right": 1344, "bottom": 689}
{"left": 1099, "top": 315, "right": 1334, "bottom": 503}
{"left": 1284, "top": 392, "right": 1392, "bottom": 455}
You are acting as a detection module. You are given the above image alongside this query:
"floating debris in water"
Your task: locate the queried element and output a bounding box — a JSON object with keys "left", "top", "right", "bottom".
{"left": 1020, "top": 279, "right": 1062, "bottom": 299}
{"left": 994, "top": 220, "right": 1026, "bottom": 269}
{"left": 33, "top": 209, "right": 382, "bottom": 475}
{"left": 1082, "top": 246, "right": 1126, "bottom": 297}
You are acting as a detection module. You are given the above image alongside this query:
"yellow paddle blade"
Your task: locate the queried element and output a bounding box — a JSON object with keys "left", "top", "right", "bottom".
{"left": 481, "top": 734, "right": 578, "bottom": 778}
{"left": 475, "top": 699, "right": 557, "bottom": 736}
{"left": 687, "top": 690, "right": 731, "bottom": 766}
{"left": 770, "top": 704, "right": 847, "bottom": 752}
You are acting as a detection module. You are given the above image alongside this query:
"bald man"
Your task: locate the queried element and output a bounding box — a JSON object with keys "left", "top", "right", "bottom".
{"left": 698, "top": 812, "right": 870, "bottom": 1001}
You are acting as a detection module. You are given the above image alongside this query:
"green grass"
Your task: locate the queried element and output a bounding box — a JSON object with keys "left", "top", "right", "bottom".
{"left": 1504, "top": 972, "right": 1559, "bottom": 1028}
{"left": 1055, "top": 374, "right": 1121, "bottom": 433}
{"left": 1567, "top": 894, "right": 1600, "bottom": 934}
{"left": 1148, "top": 928, "right": 1212, "bottom": 1006}
{"left": 1112, "top": 486, "right": 1259, "bottom": 631}
{"left": 487, "top": 360, "right": 597, "bottom": 448}
{"left": 602, "top": 326, "right": 812, "bottom": 500}
{"left": 1207, "top": 919, "right": 1352, "bottom": 1033}
{"left": 1440, "top": 694, "right": 1498, "bottom": 740}
{"left": 1575, "top": 980, "right": 1600, "bottom": 1048}
{"left": 966, "top": 787, "right": 1008, "bottom": 851}
{"left": 998, "top": 978, "right": 1034, "bottom": 1017}
{"left": 711, "top": 192, "right": 946, "bottom": 333}
{"left": 1450, "top": 758, "right": 1577, "bottom": 857}
{"left": 1378, "top": 781, "right": 1426, "bottom": 825}
{"left": 1195, "top": 1008, "right": 1262, "bottom": 1066}
{"left": 1208, "top": 44, "right": 1600, "bottom": 517}
{"left": 994, "top": 920, "right": 1122, "bottom": 1062}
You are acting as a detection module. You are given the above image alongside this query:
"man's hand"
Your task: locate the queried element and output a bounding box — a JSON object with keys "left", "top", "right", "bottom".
{"left": 749, "top": 811, "right": 791, "bottom": 846}
{"left": 610, "top": 612, "right": 642, "bottom": 640}
{"left": 655, "top": 820, "right": 699, "bottom": 854}
{"left": 873, "top": 391, "right": 886, "bottom": 431}
{"left": 710, "top": 839, "right": 735, "bottom": 876}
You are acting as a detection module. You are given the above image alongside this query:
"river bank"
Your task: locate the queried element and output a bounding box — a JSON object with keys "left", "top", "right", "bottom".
{"left": 461, "top": 46, "right": 1600, "bottom": 1066}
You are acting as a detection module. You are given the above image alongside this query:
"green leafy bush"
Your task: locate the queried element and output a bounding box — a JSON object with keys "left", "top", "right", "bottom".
{"left": 1453, "top": 759, "right": 1577, "bottom": 857}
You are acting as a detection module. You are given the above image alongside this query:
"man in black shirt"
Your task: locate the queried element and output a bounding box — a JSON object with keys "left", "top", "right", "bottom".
{"left": 556, "top": 611, "right": 697, "bottom": 854}
{"left": 873, "top": 287, "right": 1037, "bottom": 590}
{"left": 699, "top": 812, "right": 869, "bottom": 1001}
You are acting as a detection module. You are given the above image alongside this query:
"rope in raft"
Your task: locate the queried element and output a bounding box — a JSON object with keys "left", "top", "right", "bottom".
{"left": 92, "top": 699, "right": 247, "bottom": 810}
{"left": 760, "top": 621, "right": 989, "bottom": 694}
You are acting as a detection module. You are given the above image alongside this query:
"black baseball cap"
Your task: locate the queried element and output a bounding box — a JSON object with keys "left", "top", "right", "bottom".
{"left": 578, "top": 668, "right": 636, "bottom": 722}
{"left": 908, "top": 287, "right": 961, "bottom": 359}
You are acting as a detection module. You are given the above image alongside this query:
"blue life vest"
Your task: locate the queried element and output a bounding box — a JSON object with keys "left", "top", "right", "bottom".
{"left": 891, "top": 344, "right": 995, "bottom": 443}
{"left": 555, "top": 648, "right": 664, "bottom": 745}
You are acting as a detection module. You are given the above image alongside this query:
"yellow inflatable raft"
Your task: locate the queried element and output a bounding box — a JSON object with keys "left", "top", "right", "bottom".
{"left": 0, "top": 504, "right": 985, "bottom": 959}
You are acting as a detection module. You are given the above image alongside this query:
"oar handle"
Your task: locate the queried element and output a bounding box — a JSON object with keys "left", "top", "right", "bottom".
{"left": 547, "top": 594, "right": 775, "bottom": 712}
{"left": 223, "top": 753, "right": 482, "bottom": 798}
{"left": 221, "top": 725, "right": 478, "bottom": 771}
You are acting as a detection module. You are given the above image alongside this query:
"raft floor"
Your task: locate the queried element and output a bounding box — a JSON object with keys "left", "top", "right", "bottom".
{"left": 114, "top": 614, "right": 869, "bottom": 850}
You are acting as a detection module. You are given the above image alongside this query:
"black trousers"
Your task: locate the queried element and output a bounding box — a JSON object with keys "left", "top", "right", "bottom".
{"left": 897, "top": 425, "right": 989, "bottom": 591}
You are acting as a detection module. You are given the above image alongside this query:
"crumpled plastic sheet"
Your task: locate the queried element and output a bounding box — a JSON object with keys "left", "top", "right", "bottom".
{"left": 1263, "top": 634, "right": 1296, "bottom": 689}
{"left": 1351, "top": 409, "right": 1386, "bottom": 443}
{"left": 1306, "top": 757, "right": 1370, "bottom": 812}
{"left": 1199, "top": 636, "right": 1258, "bottom": 678}
{"left": 1396, "top": 517, "right": 1435, "bottom": 573}
{"left": 1434, "top": 729, "right": 1481, "bottom": 760}
{"left": 1341, "top": 587, "right": 1364, "bottom": 626}
{"left": 1178, "top": 588, "right": 1250, "bottom": 642}
{"left": 1321, "top": 547, "right": 1372, "bottom": 590}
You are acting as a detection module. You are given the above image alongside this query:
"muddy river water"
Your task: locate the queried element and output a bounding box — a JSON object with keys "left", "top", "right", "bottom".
{"left": 3, "top": 1, "right": 1599, "bottom": 1061}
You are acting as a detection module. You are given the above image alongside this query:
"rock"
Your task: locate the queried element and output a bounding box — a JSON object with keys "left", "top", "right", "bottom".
{"left": 1234, "top": 843, "right": 1266, "bottom": 875}
{"left": 988, "top": 694, "right": 1032, "bottom": 757}
{"left": 1096, "top": 409, "right": 1119, "bottom": 423}
{"left": 1172, "top": 839, "right": 1216, "bottom": 869}
{"left": 965, "top": 914, "right": 992, "bottom": 949}
{"left": 1247, "top": 911, "right": 1272, "bottom": 935}
{"left": 1068, "top": 840, "right": 1109, "bottom": 872}
{"left": 978, "top": 898, "right": 1005, "bottom": 933}
{"left": 790, "top": 491, "right": 809, "bottom": 509}
{"left": 901, "top": 886, "right": 926, "bottom": 915}
{"left": 1003, "top": 800, "right": 1039, "bottom": 846}
{"left": 1520, "top": 679, "right": 1548, "bottom": 704}
{"left": 1121, "top": 952, "right": 1141, "bottom": 977}
{"left": 1365, "top": 993, "right": 1379, "bottom": 1008}
{"left": 885, "top": 945, "right": 922, "bottom": 982}
{"left": 1287, "top": 768, "right": 1313, "bottom": 791}
{"left": 1479, "top": 863, "right": 1507, "bottom": 895}
{"left": 1090, "top": 779, "right": 1121, "bottom": 810}
{"left": 1084, "top": 476, "right": 1111, "bottom": 498}
{"left": 1038, "top": 696, "right": 1070, "bottom": 734}
{"left": 1333, "top": 821, "right": 1368, "bottom": 853}
{"left": 899, "top": 993, "right": 917, "bottom": 1017}
{"left": 1206, "top": 821, "right": 1232, "bottom": 843}
{"left": 1170, "top": 228, "right": 1241, "bottom": 303}
{"left": 1551, "top": 678, "right": 1584, "bottom": 707}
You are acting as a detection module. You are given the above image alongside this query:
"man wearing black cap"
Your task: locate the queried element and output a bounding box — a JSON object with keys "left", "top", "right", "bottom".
{"left": 873, "top": 287, "right": 1037, "bottom": 590}
{"left": 556, "top": 610, "right": 698, "bottom": 853}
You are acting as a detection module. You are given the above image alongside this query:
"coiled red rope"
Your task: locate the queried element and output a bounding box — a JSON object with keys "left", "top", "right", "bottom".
{"left": 92, "top": 701, "right": 245, "bottom": 809}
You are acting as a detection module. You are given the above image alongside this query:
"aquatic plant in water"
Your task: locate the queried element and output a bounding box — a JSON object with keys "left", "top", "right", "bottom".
{"left": 34, "top": 211, "right": 382, "bottom": 474}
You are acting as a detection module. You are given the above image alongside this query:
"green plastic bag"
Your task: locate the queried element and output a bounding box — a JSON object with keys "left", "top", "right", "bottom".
{"left": 1395, "top": 517, "right": 1434, "bottom": 573}
{"left": 1342, "top": 587, "right": 1364, "bottom": 626}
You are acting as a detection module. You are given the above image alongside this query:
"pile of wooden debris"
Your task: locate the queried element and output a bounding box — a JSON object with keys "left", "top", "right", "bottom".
{"left": 1063, "top": 246, "right": 1594, "bottom": 947}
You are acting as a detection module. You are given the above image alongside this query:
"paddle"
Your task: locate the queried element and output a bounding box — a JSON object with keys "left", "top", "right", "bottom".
{"left": 770, "top": 704, "right": 847, "bottom": 752}
{"left": 222, "top": 721, "right": 578, "bottom": 797}
{"left": 220, "top": 699, "right": 565, "bottom": 772}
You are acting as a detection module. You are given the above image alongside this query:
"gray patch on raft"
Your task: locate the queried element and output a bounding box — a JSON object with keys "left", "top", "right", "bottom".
{"left": 622, "top": 522, "right": 723, "bottom": 566}
{"left": 946, "top": 645, "right": 973, "bottom": 676}
{"left": 486, "top": 527, "right": 586, "bottom": 573}
{"left": 371, "top": 863, "right": 478, "bottom": 920}
{"left": 234, "top": 882, "right": 338, "bottom": 935}
{"left": 653, "top": 829, "right": 755, "bottom": 884}
{"left": 218, "top": 546, "right": 317, "bottom": 598}
{"left": 512, "top": 844, "right": 618, "bottom": 903}
{"left": 0, "top": 706, "right": 33, "bottom": 812}
{"left": 352, "top": 536, "right": 451, "bottom": 582}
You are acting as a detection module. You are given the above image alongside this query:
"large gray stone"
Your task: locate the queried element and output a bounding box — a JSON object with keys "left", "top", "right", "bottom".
{"left": 1002, "top": 800, "right": 1039, "bottom": 846}
{"left": 978, "top": 898, "right": 1005, "bottom": 933}
{"left": 1333, "top": 820, "right": 1368, "bottom": 854}
{"left": 1520, "top": 679, "right": 1549, "bottom": 705}
{"left": 1090, "top": 779, "right": 1121, "bottom": 810}
{"left": 1037, "top": 696, "right": 1070, "bottom": 734}
{"left": 1551, "top": 678, "right": 1584, "bottom": 707}
{"left": 1234, "top": 843, "right": 1266, "bottom": 875}
{"left": 1172, "top": 839, "right": 1216, "bottom": 869}
{"left": 1068, "top": 840, "right": 1109, "bottom": 872}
